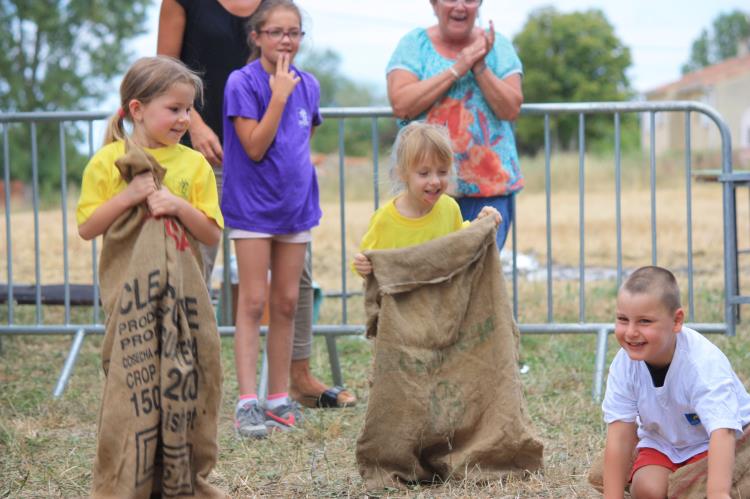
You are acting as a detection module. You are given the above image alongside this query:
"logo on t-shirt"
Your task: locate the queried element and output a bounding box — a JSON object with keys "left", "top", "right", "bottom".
{"left": 298, "top": 108, "right": 309, "bottom": 128}
{"left": 684, "top": 413, "right": 701, "bottom": 426}
{"left": 178, "top": 179, "right": 189, "bottom": 198}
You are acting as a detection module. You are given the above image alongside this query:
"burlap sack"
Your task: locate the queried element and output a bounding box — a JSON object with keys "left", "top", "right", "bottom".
{"left": 356, "top": 216, "right": 543, "bottom": 490}
{"left": 92, "top": 146, "right": 224, "bottom": 498}
{"left": 587, "top": 426, "right": 750, "bottom": 497}
{"left": 668, "top": 426, "right": 750, "bottom": 498}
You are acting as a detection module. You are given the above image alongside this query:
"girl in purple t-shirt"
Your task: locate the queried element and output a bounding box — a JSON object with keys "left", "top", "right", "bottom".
{"left": 221, "top": 0, "right": 322, "bottom": 438}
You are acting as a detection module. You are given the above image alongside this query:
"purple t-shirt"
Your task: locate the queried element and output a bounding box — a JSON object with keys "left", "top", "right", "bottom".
{"left": 222, "top": 59, "right": 322, "bottom": 233}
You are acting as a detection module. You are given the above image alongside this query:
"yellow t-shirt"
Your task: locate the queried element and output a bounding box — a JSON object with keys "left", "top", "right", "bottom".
{"left": 76, "top": 141, "right": 224, "bottom": 229}
{"left": 359, "top": 195, "right": 468, "bottom": 252}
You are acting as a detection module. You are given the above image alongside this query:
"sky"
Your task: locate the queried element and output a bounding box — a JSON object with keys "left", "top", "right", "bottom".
{"left": 133, "top": 0, "right": 749, "bottom": 97}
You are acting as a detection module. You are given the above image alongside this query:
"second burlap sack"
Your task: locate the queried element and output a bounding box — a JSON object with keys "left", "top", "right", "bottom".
{"left": 356, "top": 216, "right": 543, "bottom": 490}
{"left": 587, "top": 427, "right": 750, "bottom": 497}
{"left": 667, "top": 426, "right": 750, "bottom": 498}
{"left": 92, "top": 145, "right": 224, "bottom": 498}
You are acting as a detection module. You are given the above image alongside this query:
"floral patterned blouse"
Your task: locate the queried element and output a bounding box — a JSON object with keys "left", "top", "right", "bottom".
{"left": 387, "top": 28, "right": 524, "bottom": 197}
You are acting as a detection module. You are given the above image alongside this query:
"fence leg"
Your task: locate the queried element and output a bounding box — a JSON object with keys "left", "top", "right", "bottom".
{"left": 52, "top": 328, "right": 86, "bottom": 399}
{"left": 258, "top": 344, "right": 269, "bottom": 402}
{"left": 220, "top": 230, "right": 233, "bottom": 326}
{"left": 325, "top": 335, "right": 343, "bottom": 387}
{"left": 592, "top": 327, "right": 609, "bottom": 402}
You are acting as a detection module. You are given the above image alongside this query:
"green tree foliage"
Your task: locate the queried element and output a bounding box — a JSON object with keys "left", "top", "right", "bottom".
{"left": 296, "top": 48, "right": 397, "bottom": 156}
{"left": 513, "top": 7, "right": 634, "bottom": 154}
{"left": 0, "top": 0, "right": 150, "bottom": 191}
{"left": 682, "top": 10, "right": 750, "bottom": 74}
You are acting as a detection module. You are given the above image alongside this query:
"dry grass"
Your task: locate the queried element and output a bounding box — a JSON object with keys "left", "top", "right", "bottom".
{"left": 2, "top": 152, "right": 750, "bottom": 497}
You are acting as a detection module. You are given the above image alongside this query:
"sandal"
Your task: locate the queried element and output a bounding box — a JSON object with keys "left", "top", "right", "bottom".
{"left": 292, "top": 386, "right": 357, "bottom": 409}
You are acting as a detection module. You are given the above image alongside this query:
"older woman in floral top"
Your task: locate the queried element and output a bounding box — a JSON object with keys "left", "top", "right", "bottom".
{"left": 386, "top": 0, "right": 524, "bottom": 250}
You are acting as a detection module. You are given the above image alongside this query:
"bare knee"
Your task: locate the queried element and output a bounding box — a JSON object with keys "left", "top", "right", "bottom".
{"left": 237, "top": 292, "right": 266, "bottom": 324}
{"left": 630, "top": 472, "right": 669, "bottom": 499}
{"left": 270, "top": 292, "right": 299, "bottom": 320}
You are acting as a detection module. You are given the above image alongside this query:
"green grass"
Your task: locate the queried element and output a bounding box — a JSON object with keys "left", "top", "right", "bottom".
{"left": 3, "top": 318, "right": 750, "bottom": 496}
{"left": 1, "top": 148, "right": 745, "bottom": 496}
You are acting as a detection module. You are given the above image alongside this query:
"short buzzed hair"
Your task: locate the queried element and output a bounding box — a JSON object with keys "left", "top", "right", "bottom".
{"left": 621, "top": 266, "right": 682, "bottom": 313}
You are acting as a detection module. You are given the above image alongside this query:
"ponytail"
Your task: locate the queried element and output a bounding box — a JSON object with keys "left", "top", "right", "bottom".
{"left": 103, "top": 111, "right": 127, "bottom": 146}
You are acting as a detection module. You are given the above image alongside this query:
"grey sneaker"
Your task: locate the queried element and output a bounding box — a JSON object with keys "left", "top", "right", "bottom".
{"left": 264, "top": 402, "right": 302, "bottom": 432}
{"left": 235, "top": 402, "right": 268, "bottom": 439}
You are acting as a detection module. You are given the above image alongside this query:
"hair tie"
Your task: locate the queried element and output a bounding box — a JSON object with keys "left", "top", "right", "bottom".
{"left": 117, "top": 108, "right": 126, "bottom": 119}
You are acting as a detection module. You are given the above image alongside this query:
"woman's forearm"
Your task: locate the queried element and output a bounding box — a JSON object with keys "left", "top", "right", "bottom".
{"left": 387, "top": 69, "right": 457, "bottom": 120}
{"left": 473, "top": 70, "right": 523, "bottom": 121}
{"left": 156, "top": 0, "right": 186, "bottom": 58}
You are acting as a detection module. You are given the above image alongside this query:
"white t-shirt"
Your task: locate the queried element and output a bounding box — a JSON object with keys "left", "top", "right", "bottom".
{"left": 602, "top": 327, "right": 750, "bottom": 463}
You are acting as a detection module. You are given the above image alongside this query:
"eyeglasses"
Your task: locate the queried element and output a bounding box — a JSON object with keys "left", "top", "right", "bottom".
{"left": 439, "top": 0, "right": 482, "bottom": 6}
{"left": 258, "top": 29, "right": 305, "bottom": 41}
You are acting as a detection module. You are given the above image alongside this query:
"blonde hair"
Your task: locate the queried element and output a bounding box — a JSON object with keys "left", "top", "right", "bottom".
{"left": 391, "top": 122, "right": 455, "bottom": 191}
{"left": 103, "top": 56, "right": 203, "bottom": 148}
{"left": 621, "top": 266, "right": 682, "bottom": 313}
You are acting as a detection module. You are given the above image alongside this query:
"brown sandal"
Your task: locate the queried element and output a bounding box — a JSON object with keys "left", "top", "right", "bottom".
{"left": 292, "top": 386, "right": 356, "bottom": 408}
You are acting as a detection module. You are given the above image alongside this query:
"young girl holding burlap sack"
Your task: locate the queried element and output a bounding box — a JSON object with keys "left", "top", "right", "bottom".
{"left": 77, "top": 56, "right": 225, "bottom": 498}
{"left": 353, "top": 122, "right": 543, "bottom": 489}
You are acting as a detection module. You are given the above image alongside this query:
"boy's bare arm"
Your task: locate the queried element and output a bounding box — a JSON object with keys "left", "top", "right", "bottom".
{"left": 147, "top": 188, "right": 221, "bottom": 246}
{"left": 603, "top": 421, "right": 638, "bottom": 499}
{"left": 78, "top": 173, "right": 155, "bottom": 240}
{"left": 707, "top": 428, "right": 735, "bottom": 499}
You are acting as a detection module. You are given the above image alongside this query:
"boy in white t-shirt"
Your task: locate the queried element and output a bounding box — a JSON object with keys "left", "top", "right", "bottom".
{"left": 601, "top": 266, "right": 750, "bottom": 499}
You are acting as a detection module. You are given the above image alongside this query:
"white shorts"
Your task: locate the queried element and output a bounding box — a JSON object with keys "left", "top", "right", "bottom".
{"left": 228, "top": 228, "right": 312, "bottom": 243}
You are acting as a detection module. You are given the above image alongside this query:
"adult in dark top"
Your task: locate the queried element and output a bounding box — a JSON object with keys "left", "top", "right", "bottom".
{"left": 158, "top": 0, "right": 257, "bottom": 289}
{"left": 157, "top": 0, "right": 356, "bottom": 409}
{"left": 158, "top": 0, "right": 257, "bottom": 168}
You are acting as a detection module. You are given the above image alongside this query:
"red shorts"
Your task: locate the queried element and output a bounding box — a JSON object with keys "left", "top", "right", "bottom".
{"left": 630, "top": 447, "right": 708, "bottom": 481}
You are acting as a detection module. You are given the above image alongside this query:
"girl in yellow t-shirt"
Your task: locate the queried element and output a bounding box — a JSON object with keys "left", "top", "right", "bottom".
{"left": 77, "top": 56, "right": 223, "bottom": 246}
{"left": 353, "top": 122, "right": 500, "bottom": 277}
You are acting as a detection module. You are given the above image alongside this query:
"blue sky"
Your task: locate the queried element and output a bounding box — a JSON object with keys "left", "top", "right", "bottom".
{"left": 134, "top": 0, "right": 749, "bottom": 96}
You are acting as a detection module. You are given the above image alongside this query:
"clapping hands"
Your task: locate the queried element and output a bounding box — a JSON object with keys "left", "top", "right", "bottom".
{"left": 482, "top": 21, "right": 495, "bottom": 56}
{"left": 473, "top": 20, "right": 495, "bottom": 75}
{"left": 454, "top": 21, "right": 495, "bottom": 77}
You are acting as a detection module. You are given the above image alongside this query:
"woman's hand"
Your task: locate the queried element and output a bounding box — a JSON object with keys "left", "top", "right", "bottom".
{"left": 188, "top": 118, "right": 223, "bottom": 167}
{"left": 454, "top": 33, "right": 488, "bottom": 76}
{"left": 353, "top": 253, "right": 373, "bottom": 276}
{"left": 477, "top": 205, "right": 502, "bottom": 226}
{"left": 473, "top": 21, "right": 495, "bottom": 74}
{"left": 270, "top": 53, "right": 301, "bottom": 102}
{"left": 468, "top": 20, "right": 523, "bottom": 120}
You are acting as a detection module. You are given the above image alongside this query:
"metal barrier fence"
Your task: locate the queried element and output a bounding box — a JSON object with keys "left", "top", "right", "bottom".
{"left": 0, "top": 102, "right": 739, "bottom": 400}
